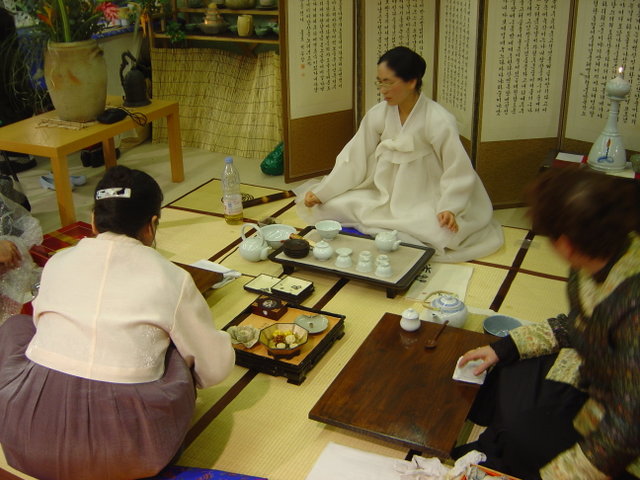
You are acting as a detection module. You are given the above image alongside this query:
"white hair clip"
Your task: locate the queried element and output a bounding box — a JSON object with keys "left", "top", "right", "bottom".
{"left": 95, "top": 187, "right": 132, "bottom": 200}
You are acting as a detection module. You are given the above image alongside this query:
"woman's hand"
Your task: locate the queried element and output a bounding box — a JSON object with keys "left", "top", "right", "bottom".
{"left": 0, "top": 240, "right": 21, "bottom": 272}
{"left": 458, "top": 346, "right": 499, "bottom": 376}
{"left": 304, "top": 191, "right": 322, "bottom": 208}
{"left": 437, "top": 210, "right": 458, "bottom": 232}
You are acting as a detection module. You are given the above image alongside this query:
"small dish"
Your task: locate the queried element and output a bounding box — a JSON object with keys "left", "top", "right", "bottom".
{"left": 295, "top": 314, "right": 328, "bottom": 334}
{"left": 483, "top": 315, "right": 523, "bottom": 337}
{"left": 227, "top": 325, "right": 260, "bottom": 348}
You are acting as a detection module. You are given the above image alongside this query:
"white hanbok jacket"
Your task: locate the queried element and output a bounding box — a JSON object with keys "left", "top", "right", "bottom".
{"left": 295, "top": 94, "right": 503, "bottom": 263}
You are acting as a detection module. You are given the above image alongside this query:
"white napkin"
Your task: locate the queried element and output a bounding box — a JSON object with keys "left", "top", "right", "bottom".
{"left": 304, "top": 442, "right": 488, "bottom": 480}
{"left": 404, "top": 263, "right": 474, "bottom": 302}
{"left": 304, "top": 442, "right": 404, "bottom": 480}
{"left": 394, "top": 450, "right": 487, "bottom": 480}
{"left": 452, "top": 356, "right": 486, "bottom": 385}
{"left": 189, "top": 259, "right": 242, "bottom": 289}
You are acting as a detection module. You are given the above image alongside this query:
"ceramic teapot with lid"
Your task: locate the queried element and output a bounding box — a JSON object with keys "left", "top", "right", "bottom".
{"left": 312, "top": 240, "right": 334, "bottom": 261}
{"left": 421, "top": 291, "right": 468, "bottom": 328}
{"left": 239, "top": 223, "right": 270, "bottom": 262}
{"left": 375, "top": 230, "right": 401, "bottom": 252}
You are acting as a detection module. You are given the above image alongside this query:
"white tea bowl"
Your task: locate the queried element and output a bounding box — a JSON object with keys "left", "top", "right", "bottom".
{"left": 315, "top": 220, "right": 341, "bottom": 240}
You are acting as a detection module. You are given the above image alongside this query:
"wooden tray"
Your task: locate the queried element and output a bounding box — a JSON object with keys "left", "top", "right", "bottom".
{"left": 268, "top": 226, "right": 435, "bottom": 298}
{"left": 223, "top": 301, "right": 345, "bottom": 385}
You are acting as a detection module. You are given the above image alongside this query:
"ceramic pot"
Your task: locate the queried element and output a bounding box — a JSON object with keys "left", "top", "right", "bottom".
{"left": 422, "top": 292, "right": 468, "bottom": 328}
{"left": 312, "top": 240, "right": 333, "bottom": 261}
{"left": 237, "top": 14, "right": 254, "bottom": 37}
{"left": 44, "top": 40, "right": 107, "bottom": 122}
{"left": 375, "top": 230, "right": 401, "bottom": 252}
{"left": 239, "top": 223, "right": 270, "bottom": 262}
{"left": 400, "top": 308, "right": 421, "bottom": 332}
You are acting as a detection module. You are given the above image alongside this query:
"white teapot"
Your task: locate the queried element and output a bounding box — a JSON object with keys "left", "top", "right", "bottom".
{"left": 421, "top": 291, "right": 468, "bottom": 328}
{"left": 375, "top": 230, "right": 401, "bottom": 252}
{"left": 239, "top": 223, "right": 270, "bottom": 262}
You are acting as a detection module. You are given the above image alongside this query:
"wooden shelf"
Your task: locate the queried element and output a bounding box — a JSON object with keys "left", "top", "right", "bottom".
{"left": 178, "top": 7, "right": 278, "bottom": 15}
{"left": 154, "top": 32, "right": 279, "bottom": 44}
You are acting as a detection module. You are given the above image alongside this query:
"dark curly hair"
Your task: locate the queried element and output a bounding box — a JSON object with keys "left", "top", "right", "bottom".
{"left": 526, "top": 167, "right": 640, "bottom": 259}
{"left": 377, "top": 46, "right": 426, "bottom": 92}
{"left": 93, "top": 166, "right": 163, "bottom": 239}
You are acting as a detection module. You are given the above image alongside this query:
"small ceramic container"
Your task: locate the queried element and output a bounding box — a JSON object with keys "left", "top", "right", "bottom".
{"left": 399, "top": 308, "right": 421, "bottom": 332}
{"left": 335, "top": 247, "right": 353, "bottom": 268}
{"left": 312, "top": 240, "right": 333, "bottom": 261}
{"left": 375, "top": 254, "right": 392, "bottom": 277}
{"left": 355, "top": 250, "right": 373, "bottom": 273}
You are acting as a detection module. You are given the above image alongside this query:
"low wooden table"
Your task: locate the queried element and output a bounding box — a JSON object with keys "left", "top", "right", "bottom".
{"left": 309, "top": 312, "right": 493, "bottom": 458}
{"left": 0, "top": 96, "right": 183, "bottom": 226}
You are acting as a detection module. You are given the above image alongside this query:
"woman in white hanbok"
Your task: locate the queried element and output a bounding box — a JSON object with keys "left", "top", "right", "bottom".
{"left": 295, "top": 47, "right": 503, "bottom": 263}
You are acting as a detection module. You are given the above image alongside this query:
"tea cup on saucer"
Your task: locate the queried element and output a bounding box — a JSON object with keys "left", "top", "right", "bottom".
{"left": 335, "top": 247, "right": 353, "bottom": 268}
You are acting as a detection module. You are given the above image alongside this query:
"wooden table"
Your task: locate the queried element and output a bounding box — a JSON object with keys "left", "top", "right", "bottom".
{"left": 0, "top": 96, "right": 183, "bottom": 226}
{"left": 309, "top": 312, "right": 493, "bottom": 458}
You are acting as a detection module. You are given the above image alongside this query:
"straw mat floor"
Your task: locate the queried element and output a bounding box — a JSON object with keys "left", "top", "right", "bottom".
{"left": 0, "top": 179, "right": 569, "bottom": 480}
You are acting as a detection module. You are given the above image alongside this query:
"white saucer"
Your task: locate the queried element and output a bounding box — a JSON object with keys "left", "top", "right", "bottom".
{"left": 295, "top": 314, "right": 328, "bottom": 334}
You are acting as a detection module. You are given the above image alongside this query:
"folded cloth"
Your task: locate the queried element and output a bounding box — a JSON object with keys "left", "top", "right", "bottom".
{"left": 405, "top": 263, "right": 474, "bottom": 302}
{"left": 189, "top": 259, "right": 241, "bottom": 288}
{"left": 39, "top": 173, "right": 87, "bottom": 191}
{"left": 452, "top": 356, "right": 487, "bottom": 385}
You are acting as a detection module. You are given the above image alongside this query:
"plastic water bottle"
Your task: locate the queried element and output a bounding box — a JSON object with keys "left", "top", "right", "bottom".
{"left": 221, "top": 156, "right": 243, "bottom": 225}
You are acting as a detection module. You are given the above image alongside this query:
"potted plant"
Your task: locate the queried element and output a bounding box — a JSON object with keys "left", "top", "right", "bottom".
{"left": 13, "top": 0, "right": 120, "bottom": 122}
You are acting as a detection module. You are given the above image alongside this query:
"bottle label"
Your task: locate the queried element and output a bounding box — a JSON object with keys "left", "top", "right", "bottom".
{"left": 223, "top": 194, "right": 243, "bottom": 215}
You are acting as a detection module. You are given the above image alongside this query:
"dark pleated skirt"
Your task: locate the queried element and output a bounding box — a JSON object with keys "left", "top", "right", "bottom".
{"left": 0, "top": 315, "right": 196, "bottom": 480}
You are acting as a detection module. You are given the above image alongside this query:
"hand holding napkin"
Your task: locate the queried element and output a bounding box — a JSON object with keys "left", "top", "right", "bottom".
{"left": 452, "top": 356, "right": 487, "bottom": 385}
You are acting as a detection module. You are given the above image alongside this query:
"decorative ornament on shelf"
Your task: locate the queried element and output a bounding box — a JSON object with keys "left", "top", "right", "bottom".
{"left": 199, "top": 2, "right": 227, "bottom": 35}
{"left": 587, "top": 66, "right": 632, "bottom": 172}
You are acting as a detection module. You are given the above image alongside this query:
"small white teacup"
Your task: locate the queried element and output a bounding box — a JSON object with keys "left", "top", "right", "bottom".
{"left": 315, "top": 220, "right": 341, "bottom": 240}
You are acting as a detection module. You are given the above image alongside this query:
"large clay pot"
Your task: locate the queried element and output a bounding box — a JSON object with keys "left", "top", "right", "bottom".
{"left": 44, "top": 39, "right": 107, "bottom": 122}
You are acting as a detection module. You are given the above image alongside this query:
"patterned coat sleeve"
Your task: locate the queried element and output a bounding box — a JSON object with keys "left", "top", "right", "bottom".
{"left": 508, "top": 313, "right": 573, "bottom": 359}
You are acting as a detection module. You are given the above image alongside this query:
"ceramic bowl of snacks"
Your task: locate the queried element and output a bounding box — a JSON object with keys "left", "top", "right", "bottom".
{"left": 260, "top": 224, "right": 297, "bottom": 249}
{"left": 483, "top": 315, "right": 523, "bottom": 337}
{"left": 259, "top": 323, "right": 308, "bottom": 358}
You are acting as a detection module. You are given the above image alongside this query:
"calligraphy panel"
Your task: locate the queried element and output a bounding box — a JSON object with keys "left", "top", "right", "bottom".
{"left": 564, "top": 0, "right": 640, "bottom": 151}
{"left": 287, "top": 0, "right": 354, "bottom": 119}
{"left": 480, "top": 0, "right": 570, "bottom": 142}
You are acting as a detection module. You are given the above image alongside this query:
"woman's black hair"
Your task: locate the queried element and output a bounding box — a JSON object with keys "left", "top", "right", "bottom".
{"left": 93, "top": 165, "right": 163, "bottom": 239}
{"left": 526, "top": 167, "right": 640, "bottom": 259}
{"left": 377, "top": 46, "right": 426, "bottom": 92}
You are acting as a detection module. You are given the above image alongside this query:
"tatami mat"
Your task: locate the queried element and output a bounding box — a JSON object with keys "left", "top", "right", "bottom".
{"left": 521, "top": 235, "right": 569, "bottom": 278}
{"left": 2, "top": 173, "right": 576, "bottom": 480}
{"left": 475, "top": 226, "right": 529, "bottom": 267}
{"left": 498, "top": 273, "right": 569, "bottom": 323}
{"left": 169, "top": 179, "right": 292, "bottom": 222}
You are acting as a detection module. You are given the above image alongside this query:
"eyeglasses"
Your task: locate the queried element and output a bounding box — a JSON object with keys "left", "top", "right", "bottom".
{"left": 374, "top": 79, "right": 400, "bottom": 90}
